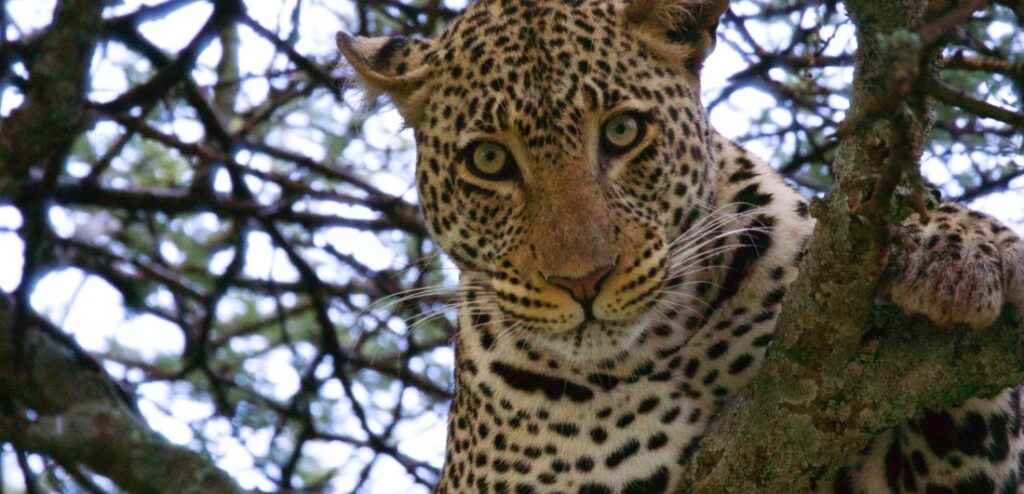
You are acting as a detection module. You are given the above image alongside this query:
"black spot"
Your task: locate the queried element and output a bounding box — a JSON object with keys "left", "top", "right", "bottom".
{"left": 884, "top": 434, "right": 916, "bottom": 491}
{"left": 833, "top": 466, "right": 857, "bottom": 494}
{"left": 605, "top": 439, "right": 641, "bottom": 468}
{"left": 587, "top": 373, "right": 620, "bottom": 391}
{"left": 647, "top": 432, "right": 669, "bottom": 450}
{"left": 490, "top": 361, "right": 594, "bottom": 402}
{"left": 576, "top": 456, "right": 595, "bottom": 472}
{"left": 731, "top": 324, "right": 752, "bottom": 337}
{"left": 918, "top": 410, "right": 955, "bottom": 457}
{"left": 954, "top": 412, "right": 988, "bottom": 457}
{"left": 728, "top": 354, "right": 754, "bottom": 374}
{"left": 1000, "top": 472, "right": 1019, "bottom": 494}
{"left": 732, "top": 183, "right": 774, "bottom": 213}
{"left": 552, "top": 459, "right": 569, "bottom": 475}
{"left": 514, "top": 484, "right": 536, "bottom": 494}
{"left": 622, "top": 466, "right": 670, "bottom": 494}
{"left": 752, "top": 333, "right": 773, "bottom": 347}
{"left": 638, "top": 397, "right": 660, "bottom": 414}
{"left": 616, "top": 413, "right": 635, "bottom": 428}
{"left": 911, "top": 450, "right": 929, "bottom": 476}
{"left": 494, "top": 457, "right": 510, "bottom": 472}
{"left": 550, "top": 422, "right": 580, "bottom": 437}
{"left": 762, "top": 287, "right": 787, "bottom": 307}
{"left": 702, "top": 369, "right": 719, "bottom": 386}
{"left": 479, "top": 329, "right": 496, "bottom": 350}
{"left": 752, "top": 310, "right": 775, "bottom": 323}
{"left": 678, "top": 438, "right": 702, "bottom": 466}
{"left": 987, "top": 413, "right": 1009, "bottom": 462}
{"left": 661, "top": 407, "right": 681, "bottom": 424}
{"left": 373, "top": 36, "right": 407, "bottom": 69}
{"left": 948, "top": 455, "right": 962, "bottom": 468}
{"left": 683, "top": 358, "right": 700, "bottom": 378}
{"left": 796, "top": 201, "right": 810, "bottom": 218}
{"left": 954, "top": 473, "right": 995, "bottom": 494}
{"left": 707, "top": 341, "right": 729, "bottom": 359}
{"left": 578, "top": 484, "right": 612, "bottom": 494}
{"left": 729, "top": 170, "right": 756, "bottom": 183}
{"left": 707, "top": 215, "right": 775, "bottom": 313}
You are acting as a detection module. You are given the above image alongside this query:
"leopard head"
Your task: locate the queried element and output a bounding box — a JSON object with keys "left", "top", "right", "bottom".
{"left": 339, "top": 0, "right": 729, "bottom": 360}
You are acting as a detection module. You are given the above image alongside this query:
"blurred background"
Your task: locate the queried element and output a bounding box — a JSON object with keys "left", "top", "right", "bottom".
{"left": 0, "top": 0, "right": 1020, "bottom": 492}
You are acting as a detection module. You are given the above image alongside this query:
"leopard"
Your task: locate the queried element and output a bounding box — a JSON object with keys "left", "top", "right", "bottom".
{"left": 335, "top": 0, "right": 1024, "bottom": 492}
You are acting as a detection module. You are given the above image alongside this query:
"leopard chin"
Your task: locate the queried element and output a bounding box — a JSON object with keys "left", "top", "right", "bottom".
{"left": 526, "top": 295, "right": 693, "bottom": 363}
{"left": 493, "top": 270, "right": 701, "bottom": 362}
{"left": 531, "top": 317, "right": 650, "bottom": 362}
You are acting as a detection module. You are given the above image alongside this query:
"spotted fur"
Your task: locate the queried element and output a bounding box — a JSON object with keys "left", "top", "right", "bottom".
{"left": 337, "top": 1, "right": 1024, "bottom": 492}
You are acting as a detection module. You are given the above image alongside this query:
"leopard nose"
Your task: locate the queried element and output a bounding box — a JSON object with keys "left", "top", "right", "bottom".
{"left": 546, "top": 262, "right": 616, "bottom": 305}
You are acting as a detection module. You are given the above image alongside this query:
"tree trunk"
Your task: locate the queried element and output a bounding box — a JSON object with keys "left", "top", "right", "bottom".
{"left": 676, "top": 0, "right": 1023, "bottom": 491}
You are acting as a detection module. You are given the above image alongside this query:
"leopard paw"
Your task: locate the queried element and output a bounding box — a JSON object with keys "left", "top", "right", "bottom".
{"left": 887, "top": 203, "right": 1024, "bottom": 330}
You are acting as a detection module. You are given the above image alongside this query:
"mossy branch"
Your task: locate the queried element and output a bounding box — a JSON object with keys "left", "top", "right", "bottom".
{"left": 0, "top": 303, "right": 246, "bottom": 494}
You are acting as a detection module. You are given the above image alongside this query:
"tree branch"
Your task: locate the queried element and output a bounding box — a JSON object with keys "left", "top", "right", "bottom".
{"left": 925, "top": 75, "right": 1024, "bottom": 129}
{"left": 0, "top": 301, "right": 245, "bottom": 494}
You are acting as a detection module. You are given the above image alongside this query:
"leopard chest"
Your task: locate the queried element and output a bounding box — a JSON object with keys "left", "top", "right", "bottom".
{"left": 439, "top": 347, "right": 717, "bottom": 493}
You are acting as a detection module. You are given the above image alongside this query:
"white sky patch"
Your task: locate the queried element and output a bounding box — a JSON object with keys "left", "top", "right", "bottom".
{"left": 244, "top": 347, "right": 303, "bottom": 400}
{"left": 325, "top": 228, "right": 397, "bottom": 272}
{"left": 31, "top": 270, "right": 125, "bottom": 347}
{"left": 0, "top": 86, "right": 24, "bottom": 116}
{"left": 0, "top": 207, "right": 24, "bottom": 291}
{"left": 209, "top": 246, "right": 238, "bottom": 276}
{"left": 367, "top": 455, "right": 429, "bottom": 494}
{"left": 174, "top": 117, "right": 207, "bottom": 144}
{"left": 0, "top": 234, "right": 24, "bottom": 292}
{"left": 4, "top": 0, "right": 56, "bottom": 34}
{"left": 139, "top": 2, "right": 214, "bottom": 54}
{"left": 90, "top": 45, "right": 131, "bottom": 103}
{"left": 117, "top": 314, "right": 186, "bottom": 356}
{"left": 208, "top": 426, "right": 277, "bottom": 491}
{"left": 137, "top": 389, "right": 198, "bottom": 445}
{"left": 363, "top": 109, "right": 410, "bottom": 148}
{"left": 922, "top": 156, "right": 955, "bottom": 185}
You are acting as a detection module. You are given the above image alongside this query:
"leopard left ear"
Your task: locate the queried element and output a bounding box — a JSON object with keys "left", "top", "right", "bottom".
{"left": 625, "top": 0, "right": 730, "bottom": 70}
{"left": 336, "top": 32, "right": 435, "bottom": 126}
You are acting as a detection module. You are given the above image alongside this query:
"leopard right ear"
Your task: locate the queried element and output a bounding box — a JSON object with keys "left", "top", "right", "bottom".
{"left": 336, "top": 32, "right": 435, "bottom": 126}
{"left": 625, "top": 0, "right": 730, "bottom": 71}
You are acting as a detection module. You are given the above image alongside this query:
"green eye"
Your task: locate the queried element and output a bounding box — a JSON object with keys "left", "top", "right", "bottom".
{"left": 469, "top": 142, "right": 514, "bottom": 179}
{"left": 602, "top": 113, "right": 643, "bottom": 152}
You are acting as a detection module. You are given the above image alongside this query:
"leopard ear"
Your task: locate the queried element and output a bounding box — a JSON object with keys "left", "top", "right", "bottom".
{"left": 625, "top": 0, "right": 729, "bottom": 70}
{"left": 336, "top": 32, "right": 434, "bottom": 126}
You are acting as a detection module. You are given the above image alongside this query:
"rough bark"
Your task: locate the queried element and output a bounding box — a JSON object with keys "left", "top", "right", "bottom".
{"left": 676, "top": 0, "right": 1023, "bottom": 492}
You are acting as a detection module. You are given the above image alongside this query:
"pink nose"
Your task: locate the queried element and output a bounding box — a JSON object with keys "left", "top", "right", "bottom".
{"left": 547, "top": 263, "right": 616, "bottom": 305}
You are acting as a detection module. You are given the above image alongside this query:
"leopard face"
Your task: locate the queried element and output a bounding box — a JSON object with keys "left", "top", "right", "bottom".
{"left": 339, "top": 0, "right": 728, "bottom": 360}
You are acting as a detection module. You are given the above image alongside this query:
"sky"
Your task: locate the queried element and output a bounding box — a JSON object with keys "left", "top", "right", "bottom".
{"left": 1, "top": 0, "right": 1022, "bottom": 492}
